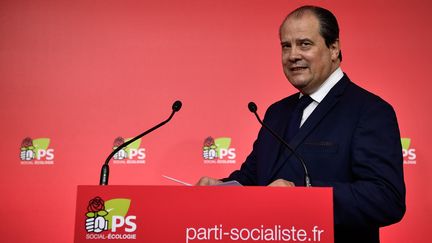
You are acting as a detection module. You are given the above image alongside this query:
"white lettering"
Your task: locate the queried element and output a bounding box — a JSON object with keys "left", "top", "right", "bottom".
{"left": 219, "top": 148, "right": 236, "bottom": 159}
{"left": 111, "top": 216, "right": 125, "bottom": 232}
{"left": 36, "top": 149, "right": 54, "bottom": 160}
{"left": 125, "top": 216, "right": 137, "bottom": 232}
{"left": 128, "top": 148, "right": 146, "bottom": 159}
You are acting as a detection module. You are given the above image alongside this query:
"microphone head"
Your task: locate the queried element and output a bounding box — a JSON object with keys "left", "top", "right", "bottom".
{"left": 172, "top": 100, "right": 182, "bottom": 112}
{"left": 248, "top": 102, "right": 257, "bottom": 113}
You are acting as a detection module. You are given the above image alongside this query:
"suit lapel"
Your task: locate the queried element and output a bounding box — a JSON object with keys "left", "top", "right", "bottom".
{"left": 291, "top": 75, "right": 349, "bottom": 148}
{"left": 267, "top": 75, "right": 351, "bottom": 183}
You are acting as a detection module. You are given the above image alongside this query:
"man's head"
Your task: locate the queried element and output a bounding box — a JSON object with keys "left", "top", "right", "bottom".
{"left": 280, "top": 6, "right": 341, "bottom": 94}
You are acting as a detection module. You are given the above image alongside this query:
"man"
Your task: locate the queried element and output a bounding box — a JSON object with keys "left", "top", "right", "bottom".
{"left": 197, "top": 5, "right": 405, "bottom": 243}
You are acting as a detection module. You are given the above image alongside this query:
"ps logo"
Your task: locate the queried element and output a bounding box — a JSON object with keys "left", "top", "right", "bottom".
{"left": 219, "top": 148, "right": 236, "bottom": 159}
{"left": 112, "top": 216, "right": 137, "bottom": 232}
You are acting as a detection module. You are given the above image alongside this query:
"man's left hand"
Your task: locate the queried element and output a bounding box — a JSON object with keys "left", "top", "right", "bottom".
{"left": 268, "top": 179, "right": 295, "bottom": 187}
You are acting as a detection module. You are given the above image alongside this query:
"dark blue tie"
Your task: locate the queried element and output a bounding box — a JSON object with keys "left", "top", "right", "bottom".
{"left": 286, "top": 95, "right": 313, "bottom": 142}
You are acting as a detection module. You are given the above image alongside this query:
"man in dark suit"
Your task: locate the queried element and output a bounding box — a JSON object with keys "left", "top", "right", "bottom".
{"left": 197, "top": 5, "right": 405, "bottom": 243}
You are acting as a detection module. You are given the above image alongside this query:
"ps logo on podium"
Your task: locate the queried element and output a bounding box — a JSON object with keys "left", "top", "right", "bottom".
{"left": 85, "top": 197, "right": 137, "bottom": 240}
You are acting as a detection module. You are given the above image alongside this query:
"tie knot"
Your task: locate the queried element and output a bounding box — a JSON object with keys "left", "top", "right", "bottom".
{"left": 297, "top": 95, "right": 313, "bottom": 110}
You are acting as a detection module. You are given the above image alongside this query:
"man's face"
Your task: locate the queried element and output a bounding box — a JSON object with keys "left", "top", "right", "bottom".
{"left": 280, "top": 12, "right": 340, "bottom": 94}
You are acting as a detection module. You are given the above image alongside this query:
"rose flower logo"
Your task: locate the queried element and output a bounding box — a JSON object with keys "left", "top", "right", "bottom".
{"left": 84, "top": 197, "right": 133, "bottom": 234}
{"left": 85, "top": 197, "right": 109, "bottom": 233}
{"left": 20, "top": 137, "right": 35, "bottom": 161}
{"left": 203, "top": 137, "right": 218, "bottom": 160}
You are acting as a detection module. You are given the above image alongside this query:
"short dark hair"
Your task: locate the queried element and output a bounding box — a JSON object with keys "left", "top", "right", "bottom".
{"left": 281, "top": 5, "right": 342, "bottom": 61}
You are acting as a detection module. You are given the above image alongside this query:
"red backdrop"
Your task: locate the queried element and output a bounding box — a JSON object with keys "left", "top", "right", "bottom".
{"left": 0, "top": 0, "right": 430, "bottom": 242}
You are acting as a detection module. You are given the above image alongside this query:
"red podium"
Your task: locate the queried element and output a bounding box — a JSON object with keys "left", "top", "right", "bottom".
{"left": 74, "top": 186, "right": 333, "bottom": 242}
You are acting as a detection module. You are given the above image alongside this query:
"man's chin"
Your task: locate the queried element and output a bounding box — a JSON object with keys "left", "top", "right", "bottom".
{"left": 287, "top": 78, "right": 308, "bottom": 89}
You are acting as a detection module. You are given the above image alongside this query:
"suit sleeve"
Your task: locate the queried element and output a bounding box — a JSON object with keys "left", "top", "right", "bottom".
{"left": 221, "top": 140, "right": 258, "bottom": 185}
{"left": 313, "top": 100, "right": 406, "bottom": 228}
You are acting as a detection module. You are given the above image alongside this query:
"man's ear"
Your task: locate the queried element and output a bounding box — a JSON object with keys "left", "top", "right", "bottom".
{"left": 330, "top": 39, "right": 340, "bottom": 61}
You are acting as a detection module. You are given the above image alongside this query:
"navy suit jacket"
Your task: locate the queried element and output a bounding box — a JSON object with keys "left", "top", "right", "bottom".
{"left": 225, "top": 75, "right": 406, "bottom": 242}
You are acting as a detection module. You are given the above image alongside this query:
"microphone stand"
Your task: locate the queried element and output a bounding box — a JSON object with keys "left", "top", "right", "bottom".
{"left": 99, "top": 101, "right": 182, "bottom": 185}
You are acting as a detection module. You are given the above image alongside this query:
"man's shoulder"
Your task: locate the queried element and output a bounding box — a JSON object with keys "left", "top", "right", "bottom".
{"left": 343, "top": 76, "right": 393, "bottom": 109}
{"left": 265, "top": 74, "right": 395, "bottom": 114}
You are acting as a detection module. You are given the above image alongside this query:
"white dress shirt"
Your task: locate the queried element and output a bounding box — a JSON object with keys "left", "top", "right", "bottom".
{"left": 300, "top": 67, "right": 344, "bottom": 126}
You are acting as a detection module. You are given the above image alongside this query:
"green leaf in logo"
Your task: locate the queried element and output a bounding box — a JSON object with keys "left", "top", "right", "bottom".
{"left": 215, "top": 137, "right": 231, "bottom": 155}
{"left": 104, "top": 198, "right": 131, "bottom": 229}
{"left": 32, "top": 138, "right": 50, "bottom": 153}
{"left": 401, "top": 138, "right": 411, "bottom": 150}
{"left": 124, "top": 138, "right": 141, "bottom": 153}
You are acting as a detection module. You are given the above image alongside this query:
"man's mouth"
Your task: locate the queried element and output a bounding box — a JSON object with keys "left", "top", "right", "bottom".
{"left": 290, "top": 66, "right": 307, "bottom": 71}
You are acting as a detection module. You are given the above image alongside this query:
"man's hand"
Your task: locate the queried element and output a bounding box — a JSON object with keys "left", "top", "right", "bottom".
{"left": 268, "top": 179, "right": 295, "bottom": 187}
{"left": 195, "top": 176, "right": 223, "bottom": 186}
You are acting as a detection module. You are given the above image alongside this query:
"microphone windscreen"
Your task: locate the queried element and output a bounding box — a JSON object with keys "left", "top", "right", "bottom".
{"left": 248, "top": 102, "right": 257, "bottom": 112}
{"left": 172, "top": 100, "right": 182, "bottom": 112}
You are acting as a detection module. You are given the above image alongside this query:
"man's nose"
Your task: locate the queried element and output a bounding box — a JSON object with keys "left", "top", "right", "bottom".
{"left": 288, "top": 47, "right": 302, "bottom": 62}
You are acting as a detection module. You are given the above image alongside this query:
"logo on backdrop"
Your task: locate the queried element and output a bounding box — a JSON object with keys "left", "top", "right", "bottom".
{"left": 401, "top": 138, "right": 416, "bottom": 165}
{"left": 85, "top": 197, "right": 137, "bottom": 240}
{"left": 112, "top": 137, "right": 146, "bottom": 164}
{"left": 202, "top": 136, "right": 236, "bottom": 164}
{"left": 19, "top": 137, "right": 54, "bottom": 165}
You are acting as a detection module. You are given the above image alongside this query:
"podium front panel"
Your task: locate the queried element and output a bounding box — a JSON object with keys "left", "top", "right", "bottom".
{"left": 74, "top": 185, "right": 333, "bottom": 242}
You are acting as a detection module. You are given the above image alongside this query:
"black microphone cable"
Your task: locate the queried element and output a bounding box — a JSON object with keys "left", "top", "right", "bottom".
{"left": 99, "top": 100, "right": 182, "bottom": 185}
{"left": 248, "top": 102, "right": 311, "bottom": 187}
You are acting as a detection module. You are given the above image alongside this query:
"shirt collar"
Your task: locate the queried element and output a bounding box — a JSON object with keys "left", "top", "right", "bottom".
{"left": 300, "top": 67, "right": 343, "bottom": 103}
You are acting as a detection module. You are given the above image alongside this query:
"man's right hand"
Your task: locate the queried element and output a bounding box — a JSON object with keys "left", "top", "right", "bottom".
{"left": 195, "top": 176, "right": 223, "bottom": 186}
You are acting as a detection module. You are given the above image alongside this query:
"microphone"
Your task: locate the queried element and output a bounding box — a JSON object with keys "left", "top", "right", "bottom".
{"left": 99, "top": 100, "right": 183, "bottom": 185}
{"left": 248, "top": 102, "right": 311, "bottom": 187}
